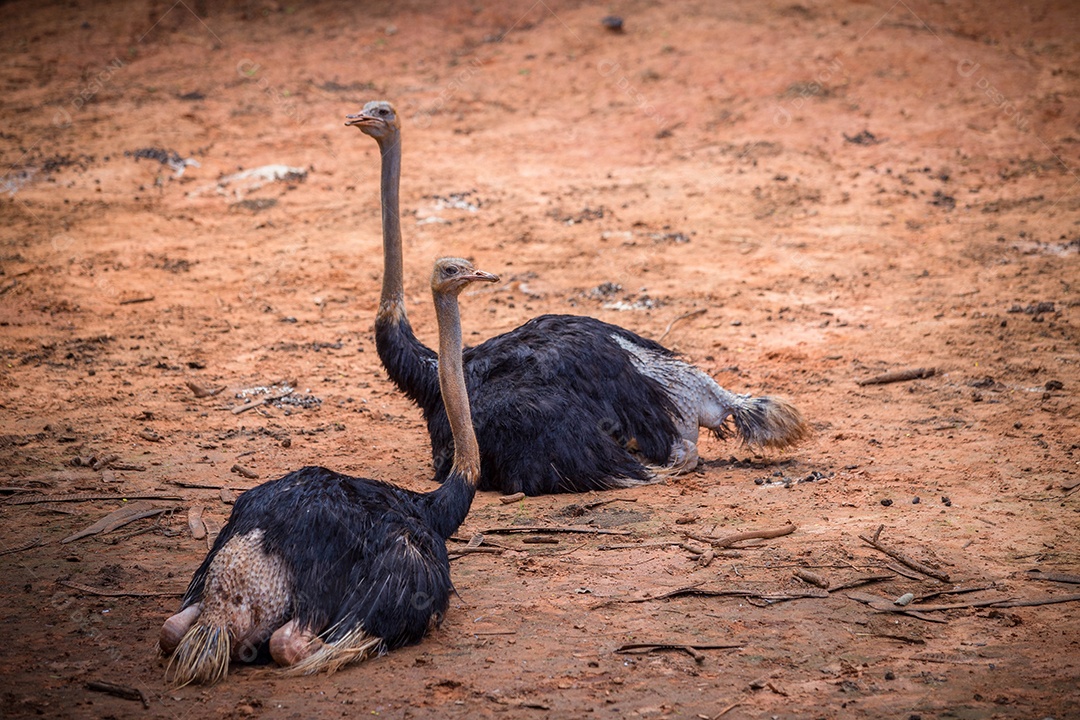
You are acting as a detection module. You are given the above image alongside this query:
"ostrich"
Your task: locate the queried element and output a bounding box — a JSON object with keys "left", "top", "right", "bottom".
{"left": 159, "top": 257, "right": 498, "bottom": 686}
{"left": 345, "top": 101, "right": 809, "bottom": 496}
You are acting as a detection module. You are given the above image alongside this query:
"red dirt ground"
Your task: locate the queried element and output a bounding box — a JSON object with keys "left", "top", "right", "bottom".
{"left": 2, "top": 1, "right": 1078, "bottom": 718}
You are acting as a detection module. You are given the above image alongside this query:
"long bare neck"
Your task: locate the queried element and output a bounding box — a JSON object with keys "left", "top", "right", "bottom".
{"left": 377, "top": 134, "right": 405, "bottom": 322}
{"left": 433, "top": 291, "right": 479, "bottom": 484}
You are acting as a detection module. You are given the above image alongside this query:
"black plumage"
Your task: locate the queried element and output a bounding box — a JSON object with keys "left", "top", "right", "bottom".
{"left": 347, "top": 101, "right": 809, "bottom": 497}
{"left": 160, "top": 258, "right": 497, "bottom": 685}
{"left": 180, "top": 465, "right": 460, "bottom": 650}
{"left": 377, "top": 314, "right": 681, "bottom": 495}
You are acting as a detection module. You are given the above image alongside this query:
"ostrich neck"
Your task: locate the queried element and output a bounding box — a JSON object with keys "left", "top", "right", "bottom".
{"left": 378, "top": 135, "right": 405, "bottom": 321}
{"left": 424, "top": 289, "right": 479, "bottom": 539}
{"left": 433, "top": 292, "right": 480, "bottom": 483}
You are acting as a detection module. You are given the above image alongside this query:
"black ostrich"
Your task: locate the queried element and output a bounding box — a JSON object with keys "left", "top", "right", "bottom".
{"left": 345, "top": 101, "right": 809, "bottom": 497}
{"left": 159, "top": 257, "right": 498, "bottom": 686}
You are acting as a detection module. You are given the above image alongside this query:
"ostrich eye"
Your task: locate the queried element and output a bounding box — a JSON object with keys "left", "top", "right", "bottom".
{"left": 444, "top": 265, "right": 460, "bottom": 276}
{"left": 378, "top": 108, "right": 389, "bottom": 116}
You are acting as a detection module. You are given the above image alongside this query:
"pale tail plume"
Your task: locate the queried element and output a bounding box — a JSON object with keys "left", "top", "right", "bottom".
{"left": 279, "top": 623, "right": 383, "bottom": 676}
{"left": 729, "top": 395, "right": 810, "bottom": 449}
{"left": 166, "top": 624, "right": 230, "bottom": 688}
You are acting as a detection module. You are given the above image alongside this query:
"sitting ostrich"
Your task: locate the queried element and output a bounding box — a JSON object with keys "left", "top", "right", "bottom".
{"left": 159, "top": 258, "right": 499, "bottom": 686}
{"left": 345, "top": 101, "right": 809, "bottom": 496}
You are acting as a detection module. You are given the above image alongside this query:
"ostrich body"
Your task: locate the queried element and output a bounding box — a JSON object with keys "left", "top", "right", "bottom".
{"left": 346, "top": 101, "right": 808, "bottom": 496}
{"left": 159, "top": 258, "right": 497, "bottom": 686}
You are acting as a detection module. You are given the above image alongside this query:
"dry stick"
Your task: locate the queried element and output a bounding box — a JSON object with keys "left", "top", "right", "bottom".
{"left": 913, "top": 582, "right": 997, "bottom": 603}
{"left": 615, "top": 642, "right": 742, "bottom": 663}
{"left": 680, "top": 541, "right": 708, "bottom": 555}
{"left": 230, "top": 464, "right": 259, "bottom": 479}
{"left": 859, "top": 526, "right": 951, "bottom": 583}
{"left": 0, "top": 536, "right": 43, "bottom": 556}
{"left": 185, "top": 379, "right": 223, "bottom": 398}
{"left": 845, "top": 592, "right": 947, "bottom": 623}
{"left": 990, "top": 593, "right": 1080, "bottom": 608}
{"left": 885, "top": 561, "right": 929, "bottom": 582}
{"left": 61, "top": 502, "right": 167, "bottom": 544}
{"left": 109, "top": 463, "right": 146, "bottom": 472}
{"left": 584, "top": 497, "right": 637, "bottom": 510}
{"left": 713, "top": 701, "right": 742, "bottom": 718}
{"left": 499, "top": 492, "right": 526, "bottom": 504}
{"left": 448, "top": 534, "right": 511, "bottom": 550}
{"left": 449, "top": 547, "right": 503, "bottom": 555}
{"left": 856, "top": 367, "right": 936, "bottom": 386}
{"left": 794, "top": 568, "right": 831, "bottom": 588}
{"left": 1026, "top": 571, "right": 1080, "bottom": 585}
{"left": 599, "top": 540, "right": 683, "bottom": 551}
{"left": 826, "top": 573, "right": 895, "bottom": 593}
{"left": 118, "top": 294, "right": 154, "bottom": 305}
{"left": 597, "top": 584, "right": 828, "bottom": 607}
{"left": 60, "top": 580, "right": 184, "bottom": 597}
{"left": 849, "top": 590, "right": 1080, "bottom": 613}
{"left": 479, "top": 525, "right": 631, "bottom": 536}
{"left": 85, "top": 680, "right": 149, "bottom": 708}
{"left": 657, "top": 308, "right": 708, "bottom": 344}
{"left": 231, "top": 389, "right": 294, "bottom": 415}
{"left": 7, "top": 493, "right": 180, "bottom": 505}
{"left": 690, "top": 523, "right": 797, "bottom": 548}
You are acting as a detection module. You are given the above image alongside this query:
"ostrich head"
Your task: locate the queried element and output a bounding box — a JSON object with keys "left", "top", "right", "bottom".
{"left": 431, "top": 257, "right": 499, "bottom": 296}
{"left": 345, "top": 101, "right": 400, "bottom": 141}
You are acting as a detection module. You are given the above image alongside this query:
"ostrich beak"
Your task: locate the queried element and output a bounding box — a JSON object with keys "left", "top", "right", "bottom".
{"left": 344, "top": 113, "right": 374, "bottom": 127}
{"left": 466, "top": 270, "right": 499, "bottom": 284}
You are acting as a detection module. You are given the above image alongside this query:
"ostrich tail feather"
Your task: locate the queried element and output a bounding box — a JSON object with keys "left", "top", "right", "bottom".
{"left": 731, "top": 396, "right": 810, "bottom": 449}
{"left": 279, "top": 624, "right": 383, "bottom": 677}
{"left": 165, "top": 624, "right": 231, "bottom": 687}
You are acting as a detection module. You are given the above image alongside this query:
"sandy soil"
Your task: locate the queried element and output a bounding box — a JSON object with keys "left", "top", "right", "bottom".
{"left": 2, "top": 1, "right": 1079, "bottom": 718}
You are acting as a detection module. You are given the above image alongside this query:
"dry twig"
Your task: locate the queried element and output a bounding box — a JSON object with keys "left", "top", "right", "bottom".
{"left": 479, "top": 525, "right": 631, "bottom": 536}
{"left": 85, "top": 681, "right": 149, "bottom": 708}
{"left": 615, "top": 641, "right": 741, "bottom": 663}
{"left": 859, "top": 525, "right": 951, "bottom": 582}
{"left": 0, "top": 536, "right": 43, "bottom": 556}
{"left": 856, "top": 367, "right": 936, "bottom": 386}
{"left": 8, "top": 493, "right": 179, "bottom": 505}
{"left": 1026, "top": 570, "right": 1080, "bottom": 585}
{"left": 61, "top": 502, "right": 171, "bottom": 544}
{"left": 657, "top": 308, "right": 708, "bottom": 343}
{"left": 596, "top": 583, "right": 828, "bottom": 607}
{"left": 689, "top": 523, "right": 797, "bottom": 548}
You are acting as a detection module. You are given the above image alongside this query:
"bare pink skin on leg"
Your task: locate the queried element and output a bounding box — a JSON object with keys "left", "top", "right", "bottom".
{"left": 159, "top": 604, "right": 202, "bottom": 655}
{"left": 269, "top": 619, "right": 325, "bottom": 667}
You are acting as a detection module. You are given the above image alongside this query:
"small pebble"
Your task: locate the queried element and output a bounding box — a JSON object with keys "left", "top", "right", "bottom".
{"left": 894, "top": 592, "right": 914, "bottom": 606}
{"left": 912, "top": 496, "right": 920, "bottom": 504}
{"left": 880, "top": 498, "right": 893, "bottom": 507}
{"left": 884, "top": 670, "right": 896, "bottom": 681}
{"left": 601, "top": 15, "right": 624, "bottom": 32}
{"left": 941, "top": 495, "right": 952, "bottom": 507}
